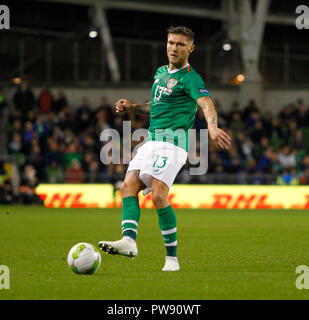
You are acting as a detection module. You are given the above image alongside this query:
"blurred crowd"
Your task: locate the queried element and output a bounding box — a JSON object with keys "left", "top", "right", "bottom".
{"left": 178, "top": 98, "right": 309, "bottom": 185}
{"left": 1, "top": 80, "right": 309, "bottom": 204}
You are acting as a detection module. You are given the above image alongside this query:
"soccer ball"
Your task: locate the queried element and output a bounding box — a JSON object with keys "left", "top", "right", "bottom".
{"left": 67, "top": 242, "right": 101, "bottom": 275}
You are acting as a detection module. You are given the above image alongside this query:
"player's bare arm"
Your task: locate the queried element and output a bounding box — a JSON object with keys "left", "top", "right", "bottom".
{"left": 115, "top": 99, "right": 150, "bottom": 114}
{"left": 197, "top": 96, "right": 232, "bottom": 150}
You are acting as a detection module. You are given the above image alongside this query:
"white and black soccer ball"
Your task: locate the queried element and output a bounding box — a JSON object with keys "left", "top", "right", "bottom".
{"left": 67, "top": 242, "right": 101, "bottom": 275}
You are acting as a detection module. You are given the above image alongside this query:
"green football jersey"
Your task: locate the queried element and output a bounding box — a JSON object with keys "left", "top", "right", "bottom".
{"left": 147, "top": 64, "right": 210, "bottom": 151}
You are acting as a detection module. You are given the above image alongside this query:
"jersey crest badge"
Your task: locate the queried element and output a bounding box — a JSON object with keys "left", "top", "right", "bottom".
{"left": 167, "top": 78, "right": 178, "bottom": 89}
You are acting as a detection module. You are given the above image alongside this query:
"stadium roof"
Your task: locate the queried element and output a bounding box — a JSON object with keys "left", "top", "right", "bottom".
{"left": 7, "top": 0, "right": 306, "bottom": 44}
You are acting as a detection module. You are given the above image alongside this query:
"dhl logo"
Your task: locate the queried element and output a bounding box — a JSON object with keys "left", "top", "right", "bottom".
{"left": 137, "top": 193, "right": 281, "bottom": 209}
{"left": 39, "top": 193, "right": 99, "bottom": 208}
{"left": 39, "top": 191, "right": 309, "bottom": 209}
{"left": 200, "top": 194, "right": 309, "bottom": 209}
{"left": 108, "top": 192, "right": 309, "bottom": 209}
{"left": 199, "top": 194, "right": 280, "bottom": 209}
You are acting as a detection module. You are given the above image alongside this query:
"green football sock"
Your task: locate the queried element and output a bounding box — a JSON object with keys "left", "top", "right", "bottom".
{"left": 157, "top": 205, "right": 177, "bottom": 257}
{"left": 121, "top": 196, "right": 140, "bottom": 241}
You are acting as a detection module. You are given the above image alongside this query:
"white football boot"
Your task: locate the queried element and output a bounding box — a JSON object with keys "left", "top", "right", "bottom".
{"left": 98, "top": 237, "right": 138, "bottom": 259}
{"left": 162, "top": 256, "right": 180, "bottom": 271}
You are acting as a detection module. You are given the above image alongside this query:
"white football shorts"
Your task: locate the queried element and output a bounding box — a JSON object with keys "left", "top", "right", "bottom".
{"left": 127, "top": 140, "right": 188, "bottom": 192}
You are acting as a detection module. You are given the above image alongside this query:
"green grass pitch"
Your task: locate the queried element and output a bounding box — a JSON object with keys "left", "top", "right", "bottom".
{"left": 0, "top": 206, "right": 309, "bottom": 300}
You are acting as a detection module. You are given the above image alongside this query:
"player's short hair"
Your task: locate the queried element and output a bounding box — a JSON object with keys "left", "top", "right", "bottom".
{"left": 167, "top": 26, "right": 195, "bottom": 42}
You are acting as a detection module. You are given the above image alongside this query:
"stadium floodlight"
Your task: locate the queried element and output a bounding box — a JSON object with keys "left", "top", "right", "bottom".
{"left": 222, "top": 43, "right": 232, "bottom": 51}
{"left": 13, "top": 77, "right": 22, "bottom": 84}
{"left": 89, "top": 30, "right": 98, "bottom": 38}
{"left": 236, "top": 74, "right": 245, "bottom": 82}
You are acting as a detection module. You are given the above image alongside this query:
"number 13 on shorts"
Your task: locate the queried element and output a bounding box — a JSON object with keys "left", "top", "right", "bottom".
{"left": 153, "top": 155, "right": 168, "bottom": 173}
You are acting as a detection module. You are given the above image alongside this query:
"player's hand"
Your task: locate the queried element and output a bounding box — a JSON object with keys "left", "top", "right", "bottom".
{"left": 115, "top": 99, "right": 133, "bottom": 113}
{"left": 208, "top": 126, "right": 232, "bottom": 150}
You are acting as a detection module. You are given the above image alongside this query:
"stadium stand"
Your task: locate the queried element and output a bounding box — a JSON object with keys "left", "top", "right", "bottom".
{"left": 1, "top": 80, "right": 309, "bottom": 204}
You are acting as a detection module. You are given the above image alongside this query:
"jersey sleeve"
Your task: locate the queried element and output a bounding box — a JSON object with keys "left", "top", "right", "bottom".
{"left": 154, "top": 68, "right": 159, "bottom": 79}
{"left": 183, "top": 71, "right": 210, "bottom": 101}
{"left": 154, "top": 66, "right": 166, "bottom": 79}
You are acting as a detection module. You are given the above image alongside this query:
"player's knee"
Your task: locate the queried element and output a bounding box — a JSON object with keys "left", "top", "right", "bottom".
{"left": 152, "top": 192, "right": 168, "bottom": 209}
{"left": 120, "top": 179, "right": 140, "bottom": 197}
{"left": 120, "top": 181, "right": 131, "bottom": 196}
{"left": 120, "top": 181, "right": 127, "bottom": 195}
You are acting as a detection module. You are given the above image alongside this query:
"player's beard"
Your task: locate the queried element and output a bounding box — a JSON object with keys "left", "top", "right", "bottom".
{"left": 168, "top": 54, "right": 187, "bottom": 69}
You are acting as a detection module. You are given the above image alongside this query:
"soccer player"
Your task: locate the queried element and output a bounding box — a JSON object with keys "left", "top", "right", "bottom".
{"left": 98, "top": 26, "right": 231, "bottom": 271}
